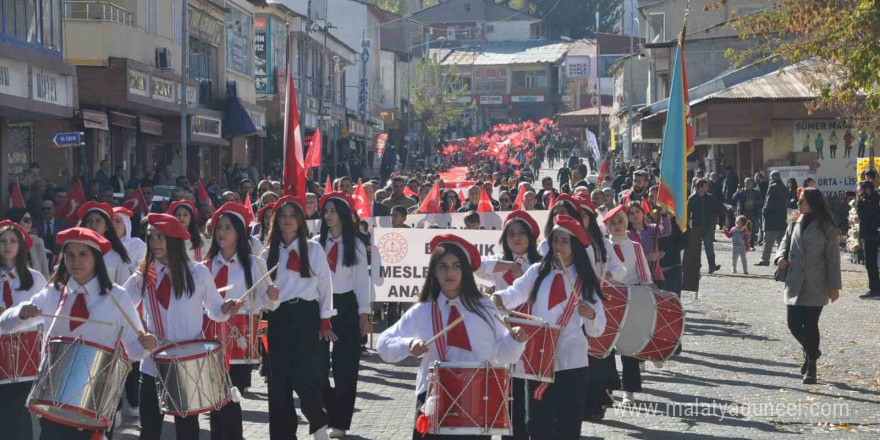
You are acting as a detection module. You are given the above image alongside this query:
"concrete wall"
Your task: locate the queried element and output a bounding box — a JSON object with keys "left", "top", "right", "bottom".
{"left": 225, "top": 0, "right": 257, "bottom": 105}
{"left": 639, "top": 0, "right": 769, "bottom": 43}
{"left": 64, "top": 21, "right": 180, "bottom": 69}
{"left": 487, "top": 21, "right": 536, "bottom": 42}
{"left": 379, "top": 50, "right": 396, "bottom": 106}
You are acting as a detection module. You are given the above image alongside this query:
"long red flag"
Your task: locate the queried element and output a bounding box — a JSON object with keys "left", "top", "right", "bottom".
{"left": 123, "top": 186, "right": 149, "bottom": 214}
{"left": 305, "top": 128, "right": 322, "bottom": 168}
{"left": 353, "top": 178, "right": 371, "bottom": 218}
{"left": 9, "top": 182, "right": 24, "bottom": 208}
{"left": 418, "top": 183, "right": 442, "bottom": 214}
{"left": 282, "top": 67, "right": 306, "bottom": 200}
{"left": 56, "top": 181, "right": 86, "bottom": 224}
{"left": 477, "top": 187, "right": 494, "bottom": 212}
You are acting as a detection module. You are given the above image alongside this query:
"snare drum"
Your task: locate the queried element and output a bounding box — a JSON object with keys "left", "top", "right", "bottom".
{"left": 0, "top": 329, "right": 42, "bottom": 384}
{"left": 28, "top": 337, "right": 131, "bottom": 430}
{"left": 612, "top": 284, "right": 685, "bottom": 362}
{"left": 152, "top": 339, "right": 232, "bottom": 417}
{"left": 203, "top": 314, "right": 261, "bottom": 364}
{"left": 425, "top": 361, "right": 511, "bottom": 436}
{"left": 507, "top": 317, "right": 560, "bottom": 383}
{"left": 587, "top": 281, "right": 630, "bottom": 359}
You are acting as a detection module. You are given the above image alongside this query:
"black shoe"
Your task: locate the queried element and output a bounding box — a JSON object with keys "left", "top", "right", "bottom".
{"left": 800, "top": 350, "right": 808, "bottom": 375}
{"left": 708, "top": 264, "right": 721, "bottom": 274}
{"left": 859, "top": 291, "right": 880, "bottom": 299}
{"left": 803, "top": 358, "right": 817, "bottom": 384}
{"left": 755, "top": 261, "right": 770, "bottom": 266}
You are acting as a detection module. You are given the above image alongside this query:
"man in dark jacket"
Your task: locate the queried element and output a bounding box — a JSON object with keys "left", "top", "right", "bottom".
{"left": 857, "top": 179, "right": 880, "bottom": 297}
{"left": 686, "top": 178, "right": 721, "bottom": 273}
{"left": 722, "top": 166, "right": 739, "bottom": 203}
{"left": 758, "top": 171, "right": 790, "bottom": 265}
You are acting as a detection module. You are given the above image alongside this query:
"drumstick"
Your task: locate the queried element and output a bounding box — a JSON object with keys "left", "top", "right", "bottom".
{"left": 493, "top": 314, "right": 514, "bottom": 332}
{"left": 236, "top": 264, "right": 279, "bottom": 304}
{"left": 38, "top": 313, "right": 114, "bottom": 327}
{"left": 217, "top": 284, "right": 235, "bottom": 293}
{"left": 508, "top": 310, "right": 543, "bottom": 322}
{"left": 107, "top": 291, "right": 144, "bottom": 336}
{"left": 424, "top": 316, "right": 463, "bottom": 345}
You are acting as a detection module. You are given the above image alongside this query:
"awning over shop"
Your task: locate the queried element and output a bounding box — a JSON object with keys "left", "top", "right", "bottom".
{"left": 222, "top": 82, "right": 256, "bottom": 138}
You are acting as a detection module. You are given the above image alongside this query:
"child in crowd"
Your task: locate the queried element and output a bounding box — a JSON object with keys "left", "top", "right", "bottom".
{"left": 724, "top": 215, "right": 750, "bottom": 274}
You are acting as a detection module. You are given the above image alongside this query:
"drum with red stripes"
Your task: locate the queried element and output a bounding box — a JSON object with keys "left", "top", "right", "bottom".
{"left": 425, "top": 361, "right": 511, "bottom": 436}
{"left": 0, "top": 329, "right": 41, "bottom": 384}
{"left": 507, "top": 317, "right": 559, "bottom": 383}
{"left": 202, "top": 315, "right": 261, "bottom": 365}
{"left": 587, "top": 281, "right": 629, "bottom": 359}
{"left": 607, "top": 284, "right": 684, "bottom": 361}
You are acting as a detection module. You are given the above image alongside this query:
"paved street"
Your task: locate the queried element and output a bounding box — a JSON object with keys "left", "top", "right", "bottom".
{"left": 106, "top": 164, "right": 880, "bottom": 439}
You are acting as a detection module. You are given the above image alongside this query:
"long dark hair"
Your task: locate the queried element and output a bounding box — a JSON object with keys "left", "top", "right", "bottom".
{"left": 0, "top": 227, "right": 34, "bottom": 291}
{"left": 543, "top": 201, "right": 581, "bottom": 238}
{"left": 582, "top": 209, "right": 607, "bottom": 263}
{"left": 206, "top": 213, "right": 254, "bottom": 290}
{"left": 49, "top": 244, "right": 113, "bottom": 293}
{"left": 139, "top": 233, "right": 195, "bottom": 298}
{"left": 419, "top": 244, "right": 492, "bottom": 327}
{"left": 501, "top": 220, "right": 541, "bottom": 264}
{"left": 78, "top": 211, "right": 130, "bottom": 264}
{"left": 258, "top": 209, "right": 272, "bottom": 242}
{"left": 319, "top": 199, "right": 358, "bottom": 267}
{"left": 529, "top": 230, "right": 603, "bottom": 305}
{"left": 174, "top": 205, "right": 204, "bottom": 255}
{"left": 441, "top": 189, "right": 461, "bottom": 213}
{"left": 800, "top": 187, "right": 837, "bottom": 229}
{"left": 266, "top": 201, "right": 312, "bottom": 279}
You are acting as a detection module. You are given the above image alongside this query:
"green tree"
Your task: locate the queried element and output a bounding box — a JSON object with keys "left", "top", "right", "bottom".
{"left": 533, "top": 0, "right": 621, "bottom": 38}
{"left": 410, "top": 55, "right": 471, "bottom": 144}
{"left": 728, "top": 0, "right": 880, "bottom": 129}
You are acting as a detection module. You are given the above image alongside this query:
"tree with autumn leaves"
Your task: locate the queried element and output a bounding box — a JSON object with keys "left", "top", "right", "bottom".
{"left": 728, "top": 0, "right": 880, "bottom": 130}
{"left": 410, "top": 55, "right": 473, "bottom": 149}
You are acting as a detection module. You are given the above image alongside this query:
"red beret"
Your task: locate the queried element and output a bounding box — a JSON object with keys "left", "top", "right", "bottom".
{"left": 168, "top": 200, "right": 196, "bottom": 216}
{"left": 146, "top": 213, "right": 191, "bottom": 240}
{"left": 602, "top": 204, "right": 628, "bottom": 225}
{"left": 273, "top": 195, "right": 306, "bottom": 216}
{"left": 553, "top": 194, "right": 578, "bottom": 211}
{"left": 319, "top": 191, "right": 354, "bottom": 211}
{"left": 573, "top": 195, "right": 597, "bottom": 216}
{"left": 552, "top": 215, "right": 591, "bottom": 247}
{"left": 113, "top": 206, "right": 134, "bottom": 218}
{"left": 257, "top": 202, "right": 276, "bottom": 221}
{"left": 0, "top": 220, "right": 33, "bottom": 250}
{"left": 504, "top": 210, "right": 539, "bottom": 238}
{"left": 211, "top": 202, "right": 254, "bottom": 232}
{"left": 429, "top": 234, "right": 481, "bottom": 271}
{"left": 56, "top": 227, "right": 112, "bottom": 255}
{"left": 77, "top": 201, "right": 113, "bottom": 221}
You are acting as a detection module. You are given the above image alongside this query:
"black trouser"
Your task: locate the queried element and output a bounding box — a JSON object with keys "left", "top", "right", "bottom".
{"left": 320, "top": 291, "right": 361, "bottom": 431}
{"left": 660, "top": 265, "right": 682, "bottom": 296}
{"left": 621, "top": 356, "right": 642, "bottom": 393}
{"left": 412, "top": 392, "right": 490, "bottom": 440}
{"left": 209, "top": 365, "right": 251, "bottom": 440}
{"left": 787, "top": 305, "right": 824, "bottom": 359}
{"left": 38, "top": 418, "right": 94, "bottom": 440}
{"left": 124, "top": 361, "right": 140, "bottom": 408}
{"left": 267, "top": 299, "right": 328, "bottom": 439}
{"left": 864, "top": 238, "right": 880, "bottom": 293}
{"left": 501, "top": 377, "right": 528, "bottom": 440}
{"left": 138, "top": 373, "right": 200, "bottom": 440}
{"left": 0, "top": 381, "right": 33, "bottom": 440}
{"left": 583, "top": 354, "right": 620, "bottom": 420}
{"left": 526, "top": 367, "right": 588, "bottom": 440}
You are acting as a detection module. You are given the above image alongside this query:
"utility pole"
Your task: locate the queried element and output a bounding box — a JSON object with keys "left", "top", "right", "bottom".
{"left": 626, "top": 10, "right": 636, "bottom": 162}
{"left": 595, "top": 11, "right": 602, "bottom": 154}
{"left": 301, "top": 0, "right": 312, "bottom": 149}
{"left": 180, "top": 0, "right": 188, "bottom": 177}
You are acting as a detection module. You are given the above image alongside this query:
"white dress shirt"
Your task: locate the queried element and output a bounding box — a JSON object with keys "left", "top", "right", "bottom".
{"left": 206, "top": 253, "right": 272, "bottom": 313}
{"left": 185, "top": 237, "right": 210, "bottom": 263}
{"left": 0, "top": 277, "right": 150, "bottom": 361}
{"left": 608, "top": 236, "right": 653, "bottom": 286}
{"left": 123, "top": 261, "right": 228, "bottom": 377}
{"left": 250, "top": 236, "right": 264, "bottom": 257}
{"left": 477, "top": 254, "right": 534, "bottom": 291}
{"left": 119, "top": 214, "right": 147, "bottom": 271}
{"left": 318, "top": 235, "right": 371, "bottom": 315}
{"left": 495, "top": 263, "right": 606, "bottom": 372}
{"left": 259, "top": 239, "right": 334, "bottom": 319}
{"left": 104, "top": 249, "right": 133, "bottom": 286}
{"left": 377, "top": 296, "right": 526, "bottom": 396}
{"left": 538, "top": 239, "right": 626, "bottom": 283}
{"left": 0, "top": 268, "right": 47, "bottom": 332}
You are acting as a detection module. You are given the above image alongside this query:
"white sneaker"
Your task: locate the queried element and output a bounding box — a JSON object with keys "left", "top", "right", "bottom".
{"left": 622, "top": 391, "right": 635, "bottom": 406}
{"left": 639, "top": 362, "right": 646, "bottom": 372}
{"left": 114, "top": 410, "right": 122, "bottom": 429}
{"left": 328, "top": 427, "right": 347, "bottom": 438}
{"left": 123, "top": 405, "right": 139, "bottom": 418}
{"left": 313, "top": 425, "right": 331, "bottom": 440}
{"left": 652, "top": 361, "right": 665, "bottom": 369}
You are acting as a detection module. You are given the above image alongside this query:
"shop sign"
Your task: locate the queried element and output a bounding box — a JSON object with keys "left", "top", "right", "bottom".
{"left": 0, "top": 57, "right": 28, "bottom": 99}
{"left": 348, "top": 119, "right": 365, "bottom": 137}
{"left": 192, "top": 115, "right": 222, "bottom": 138}
{"left": 33, "top": 69, "right": 71, "bottom": 106}
{"left": 566, "top": 56, "right": 591, "bottom": 78}
{"left": 139, "top": 116, "right": 163, "bottom": 136}
{"left": 82, "top": 109, "right": 109, "bottom": 130}
{"left": 307, "top": 97, "right": 320, "bottom": 113}
{"left": 255, "top": 32, "right": 269, "bottom": 93}
{"left": 52, "top": 132, "right": 85, "bottom": 148}
{"left": 480, "top": 95, "right": 503, "bottom": 105}
{"left": 511, "top": 95, "right": 544, "bottom": 103}
{"left": 128, "top": 70, "right": 150, "bottom": 97}
{"left": 177, "top": 83, "right": 198, "bottom": 106}
{"left": 152, "top": 76, "right": 176, "bottom": 103}
{"left": 791, "top": 119, "right": 857, "bottom": 198}
{"left": 110, "top": 111, "right": 137, "bottom": 128}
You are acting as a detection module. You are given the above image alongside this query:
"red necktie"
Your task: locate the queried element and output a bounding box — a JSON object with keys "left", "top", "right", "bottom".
{"left": 287, "top": 249, "right": 301, "bottom": 272}
{"left": 214, "top": 264, "right": 229, "bottom": 298}
{"left": 70, "top": 291, "right": 89, "bottom": 331}
{"left": 446, "top": 304, "right": 471, "bottom": 352}
{"left": 503, "top": 270, "right": 516, "bottom": 285}
{"left": 548, "top": 274, "right": 566, "bottom": 310}
{"left": 156, "top": 274, "right": 171, "bottom": 310}
{"left": 2, "top": 273, "right": 13, "bottom": 308}
{"left": 613, "top": 244, "right": 625, "bottom": 262}
{"left": 327, "top": 242, "right": 339, "bottom": 273}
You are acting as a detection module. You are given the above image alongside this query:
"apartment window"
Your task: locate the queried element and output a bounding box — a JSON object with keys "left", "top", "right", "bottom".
{"left": 486, "top": 24, "right": 494, "bottom": 33}
{"left": 465, "top": 26, "right": 475, "bottom": 39}
{"left": 513, "top": 70, "right": 546, "bottom": 88}
{"left": 447, "top": 26, "right": 457, "bottom": 40}
{"left": 598, "top": 55, "right": 622, "bottom": 78}
{"left": 647, "top": 12, "right": 665, "bottom": 43}
{"left": 225, "top": 5, "right": 253, "bottom": 76}
{"left": 189, "top": 37, "right": 215, "bottom": 81}
{"left": 0, "top": 0, "right": 60, "bottom": 50}
{"left": 529, "top": 22, "right": 542, "bottom": 39}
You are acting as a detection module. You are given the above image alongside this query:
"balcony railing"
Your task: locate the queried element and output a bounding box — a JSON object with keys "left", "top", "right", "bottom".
{"left": 62, "top": 1, "right": 133, "bottom": 27}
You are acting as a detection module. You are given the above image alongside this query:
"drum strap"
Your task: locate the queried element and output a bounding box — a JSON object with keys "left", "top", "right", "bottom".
{"left": 145, "top": 266, "right": 167, "bottom": 340}
{"left": 533, "top": 274, "right": 583, "bottom": 401}
{"left": 632, "top": 242, "right": 651, "bottom": 284}
{"left": 44, "top": 286, "right": 69, "bottom": 348}
{"left": 430, "top": 301, "right": 448, "bottom": 362}
{"left": 194, "top": 244, "right": 202, "bottom": 262}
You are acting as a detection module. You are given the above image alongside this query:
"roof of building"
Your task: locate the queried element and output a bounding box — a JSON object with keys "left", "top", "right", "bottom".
{"left": 412, "top": 0, "right": 536, "bottom": 21}
{"left": 559, "top": 106, "right": 614, "bottom": 117}
{"left": 438, "top": 41, "right": 572, "bottom": 66}
{"left": 690, "top": 65, "right": 817, "bottom": 104}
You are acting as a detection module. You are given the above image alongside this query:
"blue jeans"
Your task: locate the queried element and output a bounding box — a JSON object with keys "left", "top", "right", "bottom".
{"left": 703, "top": 226, "right": 716, "bottom": 267}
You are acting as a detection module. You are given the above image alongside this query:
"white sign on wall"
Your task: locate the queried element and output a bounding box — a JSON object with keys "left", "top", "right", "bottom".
{"left": 0, "top": 57, "right": 28, "bottom": 99}
{"left": 791, "top": 119, "right": 857, "bottom": 198}
{"left": 566, "top": 56, "right": 591, "bottom": 78}
{"left": 32, "top": 68, "right": 72, "bottom": 106}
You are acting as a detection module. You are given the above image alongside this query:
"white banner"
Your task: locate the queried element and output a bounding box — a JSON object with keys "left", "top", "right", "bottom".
{"left": 586, "top": 129, "right": 600, "bottom": 160}
{"left": 371, "top": 228, "right": 504, "bottom": 302}
{"left": 369, "top": 210, "right": 551, "bottom": 238}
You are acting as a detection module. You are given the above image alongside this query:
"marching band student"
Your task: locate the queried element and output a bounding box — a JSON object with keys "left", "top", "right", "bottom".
{"left": 205, "top": 203, "right": 280, "bottom": 440}
{"left": 78, "top": 201, "right": 132, "bottom": 285}
{"left": 259, "top": 196, "right": 334, "bottom": 440}
{"left": 316, "top": 192, "right": 371, "bottom": 439}
{"left": 124, "top": 213, "right": 240, "bottom": 440}
{"left": 537, "top": 194, "right": 582, "bottom": 255}
{"left": 604, "top": 205, "right": 652, "bottom": 406}
{"left": 1, "top": 227, "right": 155, "bottom": 440}
{"left": 169, "top": 200, "right": 209, "bottom": 262}
{"left": 493, "top": 216, "right": 606, "bottom": 440}
{"left": 574, "top": 196, "right": 625, "bottom": 281}
{"left": 377, "top": 234, "right": 528, "bottom": 440}
{"left": 0, "top": 221, "right": 47, "bottom": 440}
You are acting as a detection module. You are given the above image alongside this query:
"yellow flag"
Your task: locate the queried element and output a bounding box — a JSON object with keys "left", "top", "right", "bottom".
{"left": 610, "top": 128, "right": 617, "bottom": 151}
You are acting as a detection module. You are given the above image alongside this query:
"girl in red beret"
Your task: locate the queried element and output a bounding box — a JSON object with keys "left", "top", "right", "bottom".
{"left": 124, "top": 214, "right": 241, "bottom": 440}
{"left": 492, "top": 216, "right": 606, "bottom": 440}
{"left": 316, "top": 193, "right": 371, "bottom": 439}
{"left": 169, "top": 201, "right": 208, "bottom": 262}
{"left": 258, "top": 197, "right": 334, "bottom": 440}
{"left": 378, "top": 234, "right": 528, "bottom": 440}
{"left": 78, "top": 202, "right": 132, "bottom": 285}
{"left": 1, "top": 227, "right": 156, "bottom": 440}
{"left": 0, "top": 221, "right": 46, "bottom": 440}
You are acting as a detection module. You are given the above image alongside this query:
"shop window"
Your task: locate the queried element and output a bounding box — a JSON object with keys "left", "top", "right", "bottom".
{"left": 647, "top": 12, "right": 665, "bottom": 43}
{"left": 7, "top": 123, "right": 33, "bottom": 180}
{"left": 513, "top": 70, "right": 546, "bottom": 88}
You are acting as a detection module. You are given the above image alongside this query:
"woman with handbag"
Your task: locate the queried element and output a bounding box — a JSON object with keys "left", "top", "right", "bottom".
{"left": 775, "top": 188, "right": 841, "bottom": 384}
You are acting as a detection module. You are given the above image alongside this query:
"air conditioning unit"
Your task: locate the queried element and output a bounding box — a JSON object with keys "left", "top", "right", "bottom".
{"left": 156, "top": 48, "right": 173, "bottom": 70}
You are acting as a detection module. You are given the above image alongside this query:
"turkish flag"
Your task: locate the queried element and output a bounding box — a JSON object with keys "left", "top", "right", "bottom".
{"left": 282, "top": 68, "right": 306, "bottom": 200}
{"left": 404, "top": 186, "right": 418, "bottom": 198}
{"left": 198, "top": 181, "right": 215, "bottom": 211}
{"left": 56, "top": 181, "right": 86, "bottom": 224}
{"left": 418, "top": 183, "right": 442, "bottom": 214}
{"left": 244, "top": 192, "right": 256, "bottom": 222}
{"left": 123, "top": 187, "right": 149, "bottom": 214}
{"left": 477, "top": 187, "right": 494, "bottom": 213}
{"left": 305, "top": 128, "right": 322, "bottom": 168}
{"left": 513, "top": 185, "right": 526, "bottom": 210}
{"left": 9, "top": 182, "right": 24, "bottom": 208}
{"left": 325, "top": 175, "right": 333, "bottom": 194}
{"left": 353, "top": 178, "right": 371, "bottom": 218}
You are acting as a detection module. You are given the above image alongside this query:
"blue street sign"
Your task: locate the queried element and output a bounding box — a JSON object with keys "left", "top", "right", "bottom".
{"left": 53, "top": 132, "right": 85, "bottom": 148}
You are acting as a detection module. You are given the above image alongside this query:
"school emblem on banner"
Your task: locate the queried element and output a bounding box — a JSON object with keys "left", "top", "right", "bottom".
{"left": 377, "top": 232, "right": 408, "bottom": 263}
